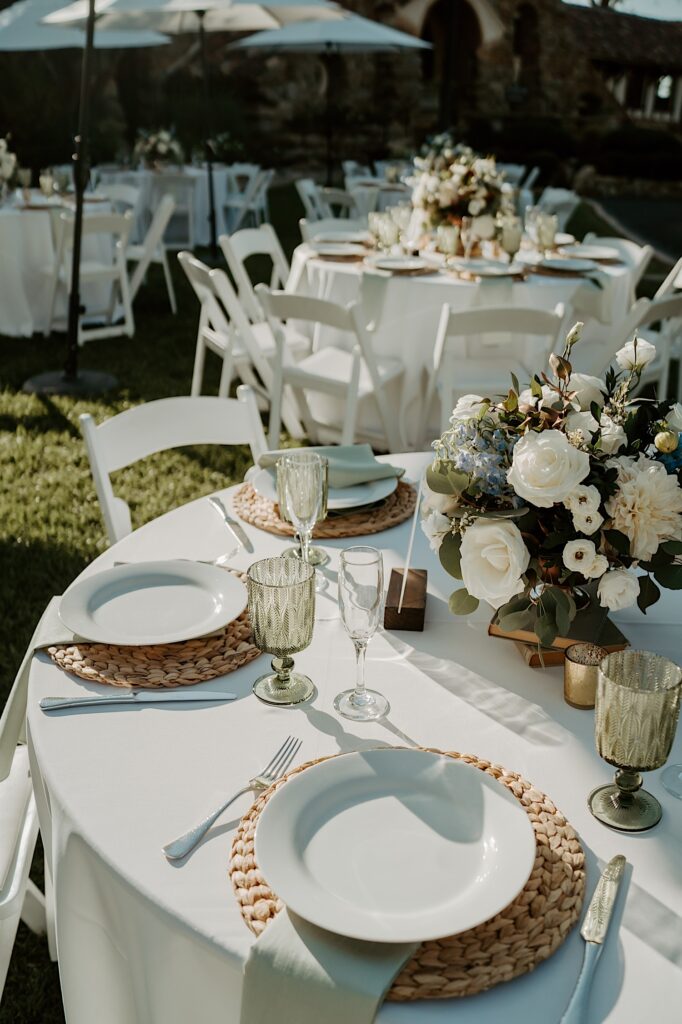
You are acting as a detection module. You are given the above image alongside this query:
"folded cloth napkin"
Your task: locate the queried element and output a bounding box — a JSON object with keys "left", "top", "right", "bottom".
{"left": 240, "top": 908, "right": 418, "bottom": 1024}
{"left": 0, "top": 597, "right": 77, "bottom": 781}
{"left": 258, "top": 445, "right": 404, "bottom": 490}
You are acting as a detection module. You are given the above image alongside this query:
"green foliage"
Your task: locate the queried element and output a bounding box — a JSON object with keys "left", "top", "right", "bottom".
{"left": 439, "top": 531, "right": 462, "bottom": 580}
{"left": 448, "top": 588, "right": 479, "bottom": 614}
{"left": 638, "top": 575, "right": 661, "bottom": 614}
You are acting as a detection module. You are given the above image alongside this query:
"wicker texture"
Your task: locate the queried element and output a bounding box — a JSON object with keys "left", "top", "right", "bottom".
{"left": 229, "top": 750, "right": 585, "bottom": 1002}
{"left": 48, "top": 570, "right": 261, "bottom": 689}
{"left": 233, "top": 481, "right": 416, "bottom": 539}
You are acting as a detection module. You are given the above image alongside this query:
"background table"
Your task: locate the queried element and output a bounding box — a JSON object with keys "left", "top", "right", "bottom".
{"left": 288, "top": 249, "right": 634, "bottom": 448}
{"left": 27, "top": 453, "right": 682, "bottom": 1023}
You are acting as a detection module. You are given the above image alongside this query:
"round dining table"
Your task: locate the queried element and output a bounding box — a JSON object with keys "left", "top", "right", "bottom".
{"left": 27, "top": 453, "right": 682, "bottom": 1023}
{"left": 287, "top": 248, "right": 635, "bottom": 450}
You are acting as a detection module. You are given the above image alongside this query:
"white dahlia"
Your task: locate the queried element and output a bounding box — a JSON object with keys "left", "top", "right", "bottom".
{"left": 606, "top": 455, "right": 682, "bottom": 560}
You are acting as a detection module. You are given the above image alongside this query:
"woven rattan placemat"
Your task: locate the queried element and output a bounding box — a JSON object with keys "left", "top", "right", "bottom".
{"left": 48, "top": 570, "right": 261, "bottom": 689}
{"left": 233, "top": 480, "right": 416, "bottom": 539}
{"left": 229, "top": 750, "right": 585, "bottom": 1001}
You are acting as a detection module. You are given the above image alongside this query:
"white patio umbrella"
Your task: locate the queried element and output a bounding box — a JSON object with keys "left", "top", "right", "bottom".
{"left": 232, "top": 13, "right": 430, "bottom": 182}
{"left": 0, "top": 0, "right": 168, "bottom": 49}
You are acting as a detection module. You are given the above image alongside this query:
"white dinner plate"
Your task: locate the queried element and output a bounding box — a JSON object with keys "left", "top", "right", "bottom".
{"left": 251, "top": 466, "right": 397, "bottom": 511}
{"left": 450, "top": 258, "right": 524, "bottom": 278}
{"left": 560, "top": 244, "right": 621, "bottom": 262}
{"left": 539, "top": 257, "right": 598, "bottom": 274}
{"left": 309, "top": 242, "right": 367, "bottom": 258}
{"left": 312, "top": 230, "right": 371, "bottom": 246}
{"left": 59, "top": 561, "right": 247, "bottom": 645}
{"left": 255, "top": 748, "right": 536, "bottom": 943}
{"left": 365, "top": 255, "right": 427, "bottom": 273}
{"left": 554, "top": 232, "right": 575, "bottom": 246}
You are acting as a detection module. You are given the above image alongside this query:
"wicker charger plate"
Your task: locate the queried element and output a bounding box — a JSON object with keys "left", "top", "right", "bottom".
{"left": 48, "top": 569, "right": 261, "bottom": 689}
{"left": 229, "top": 749, "right": 585, "bottom": 1002}
{"left": 233, "top": 480, "right": 416, "bottom": 539}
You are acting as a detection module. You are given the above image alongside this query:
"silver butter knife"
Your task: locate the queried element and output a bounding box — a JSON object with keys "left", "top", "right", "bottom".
{"left": 559, "top": 854, "right": 627, "bottom": 1023}
{"left": 41, "top": 691, "right": 238, "bottom": 711}
{"left": 208, "top": 496, "right": 254, "bottom": 554}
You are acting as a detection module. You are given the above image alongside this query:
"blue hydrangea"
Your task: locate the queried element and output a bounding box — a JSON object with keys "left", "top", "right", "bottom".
{"left": 434, "top": 415, "right": 519, "bottom": 502}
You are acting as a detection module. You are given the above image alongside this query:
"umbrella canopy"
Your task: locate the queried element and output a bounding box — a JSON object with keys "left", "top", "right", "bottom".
{"left": 231, "top": 12, "right": 431, "bottom": 53}
{"left": 45, "top": 0, "right": 343, "bottom": 33}
{"left": 0, "top": 0, "right": 168, "bottom": 48}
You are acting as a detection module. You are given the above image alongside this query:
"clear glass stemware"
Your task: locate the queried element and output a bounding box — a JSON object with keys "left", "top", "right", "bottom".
{"left": 334, "top": 546, "right": 388, "bottom": 721}
{"left": 247, "top": 556, "right": 316, "bottom": 706}
{"left": 277, "top": 451, "right": 328, "bottom": 569}
{"left": 589, "top": 650, "right": 682, "bottom": 831}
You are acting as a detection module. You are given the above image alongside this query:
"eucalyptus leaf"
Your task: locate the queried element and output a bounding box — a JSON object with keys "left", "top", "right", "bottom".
{"left": 497, "top": 594, "right": 533, "bottom": 618}
{"left": 498, "top": 608, "right": 535, "bottom": 632}
{"left": 535, "top": 611, "right": 558, "bottom": 648}
{"left": 426, "top": 463, "right": 457, "bottom": 495}
{"left": 637, "top": 575, "right": 661, "bottom": 614}
{"left": 439, "top": 532, "right": 462, "bottom": 580}
{"left": 448, "top": 589, "right": 479, "bottom": 615}
{"left": 447, "top": 469, "right": 470, "bottom": 493}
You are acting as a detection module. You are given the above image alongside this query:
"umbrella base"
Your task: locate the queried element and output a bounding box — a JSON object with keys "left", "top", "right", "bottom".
{"left": 23, "top": 369, "right": 118, "bottom": 397}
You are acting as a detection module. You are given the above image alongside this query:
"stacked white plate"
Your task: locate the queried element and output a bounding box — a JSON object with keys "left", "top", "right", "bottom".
{"left": 560, "top": 243, "right": 621, "bottom": 262}
{"left": 251, "top": 467, "right": 397, "bottom": 511}
{"left": 311, "top": 230, "right": 371, "bottom": 246}
{"left": 539, "top": 256, "right": 598, "bottom": 274}
{"left": 364, "top": 254, "right": 428, "bottom": 274}
{"left": 309, "top": 242, "right": 367, "bottom": 259}
{"left": 450, "top": 258, "right": 525, "bottom": 278}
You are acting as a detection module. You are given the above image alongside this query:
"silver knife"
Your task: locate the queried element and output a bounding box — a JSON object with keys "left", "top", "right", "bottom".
{"left": 40, "top": 691, "right": 238, "bottom": 711}
{"left": 559, "top": 854, "right": 627, "bottom": 1024}
{"left": 208, "top": 496, "right": 254, "bottom": 554}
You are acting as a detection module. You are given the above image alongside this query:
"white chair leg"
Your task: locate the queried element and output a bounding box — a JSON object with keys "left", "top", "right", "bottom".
{"left": 217, "top": 350, "right": 235, "bottom": 399}
{"left": 341, "top": 348, "right": 361, "bottom": 446}
{"left": 20, "top": 879, "right": 46, "bottom": 935}
{"left": 43, "top": 855, "right": 57, "bottom": 962}
{"left": 191, "top": 336, "right": 208, "bottom": 397}
{"left": 267, "top": 337, "right": 285, "bottom": 449}
{"left": 160, "top": 250, "right": 177, "bottom": 314}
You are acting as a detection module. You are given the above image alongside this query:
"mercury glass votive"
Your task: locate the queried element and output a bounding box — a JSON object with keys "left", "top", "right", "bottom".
{"left": 589, "top": 650, "right": 682, "bottom": 832}
{"left": 564, "top": 643, "right": 608, "bottom": 709}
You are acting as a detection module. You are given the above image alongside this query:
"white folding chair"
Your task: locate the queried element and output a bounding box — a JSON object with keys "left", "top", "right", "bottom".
{"left": 318, "top": 187, "right": 360, "bottom": 219}
{"left": 257, "top": 285, "right": 404, "bottom": 452}
{"left": 295, "top": 178, "right": 327, "bottom": 222}
{"left": 0, "top": 631, "right": 51, "bottom": 1000}
{"left": 655, "top": 256, "right": 682, "bottom": 299}
{"left": 570, "top": 297, "right": 651, "bottom": 378}
{"left": 537, "top": 188, "right": 580, "bottom": 232}
{"left": 583, "top": 233, "right": 653, "bottom": 301}
{"left": 80, "top": 387, "right": 267, "bottom": 545}
{"left": 219, "top": 224, "right": 291, "bottom": 323}
{"left": 631, "top": 295, "right": 682, "bottom": 401}
{"left": 521, "top": 166, "right": 540, "bottom": 190}
{"left": 223, "top": 169, "right": 274, "bottom": 234}
{"left": 150, "top": 172, "right": 196, "bottom": 249}
{"left": 127, "top": 194, "right": 177, "bottom": 314}
{"left": 178, "top": 252, "right": 305, "bottom": 438}
{"left": 422, "top": 304, "right": 566, "bottom": 439}
{"left": 299, "top": 216, "right": 367, "bottom": 243}
{"left": 342, "top": 160, "right": 371, "bottom": 179}
{"left": 44, "top": 211, "right": 134, "bottom": 344}
{"left": 497, "top": 162, "right": 526, "bottom": 186}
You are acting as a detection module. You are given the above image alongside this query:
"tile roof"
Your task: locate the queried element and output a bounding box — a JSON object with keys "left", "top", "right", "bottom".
{"left": 563, "top": 4, "right": 682, "bottom": 72}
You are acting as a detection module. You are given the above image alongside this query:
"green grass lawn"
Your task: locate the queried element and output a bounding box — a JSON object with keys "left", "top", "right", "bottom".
{"left": 0, "top": 194, "right": 671, "bottom": 1021}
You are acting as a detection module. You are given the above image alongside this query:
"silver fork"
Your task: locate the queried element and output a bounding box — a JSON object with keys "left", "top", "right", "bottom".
{"left": 162, "top": 735, "right": 302, "bottom": 861}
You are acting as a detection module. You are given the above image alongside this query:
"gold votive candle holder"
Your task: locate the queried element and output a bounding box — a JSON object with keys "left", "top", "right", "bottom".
{"left": 564, "top": 643, "right": 608, "bottom": 709}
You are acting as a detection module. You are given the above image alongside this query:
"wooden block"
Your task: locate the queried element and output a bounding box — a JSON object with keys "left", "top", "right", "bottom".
{"left": 384, "top": 569, "right": 427, "bottom": 631}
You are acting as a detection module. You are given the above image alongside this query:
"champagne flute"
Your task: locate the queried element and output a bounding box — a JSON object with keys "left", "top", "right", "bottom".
{"left": 436, "top": 223, "right": 460, "bottom": 260}
{"left": 460, "top": 216, "right": 474, "bottom": 259}
{"left": 500, "top": 215, "right": 523, "bottom": 263}
{"left": 537, "top": 213, "right": 558, "bottom": 257}
{"left": 277, "top": 452, "right": 328, "bottom": 569}
{"left": 334, "top": 546, "right": 388, "bottom": 721}
{"left": 247, "top": 557, "right": 315, "bottom": 706}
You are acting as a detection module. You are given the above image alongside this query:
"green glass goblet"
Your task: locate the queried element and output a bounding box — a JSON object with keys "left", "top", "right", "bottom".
{"left": 589, "top": 650, "right": 682, "bottom": 832}
{"left": 247, "top": 557, "right": 316, "bottom": 707}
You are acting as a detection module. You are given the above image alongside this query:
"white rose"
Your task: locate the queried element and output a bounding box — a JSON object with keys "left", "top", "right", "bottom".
{"left": 573, "top": 508, "right": 604, "bottom": 535}
{"left": 566, "top": 410, "right": 598, "bottom": 438}
{"left": 460, "top": 519, "right": 530, "bottom": 609}
{"left": 450, "top": 394, "right": 487, "bottom": 422}
{"left": 598, "top": 569, "right": 639, "bottom": 611}
{"left": 568, "top": 373, "right": 605, "bottom": 411}
{"left": 508, "top": 431, "right": 590, "bottom": 508}
{"left": 616, "top": 336, "right": 656, "bottom": 371}
{"left": 471, "top": 214, "right": 496, "bottom": 240}
{"left": 438, "top": 179, "right": 457, "bottom": 207}
{"left": 564, "top": 484, "right": 601, "bottom": 515}
{"left": 599, "top": 414, "right": 627, "bottom": 454}
{"left": 468, "top": 197, "right": 484, "bottom": 216}
{"left": 563, "top": 540, "right": 608, "bottom": 578}
{"left": 421, "top": 509, "right": 452, "bottom": 553}
{"left": 518, "top": 385, "right": 561, "bottom": 410}
{"left": 666, "top": 402, "right": 682, "bottom": 431}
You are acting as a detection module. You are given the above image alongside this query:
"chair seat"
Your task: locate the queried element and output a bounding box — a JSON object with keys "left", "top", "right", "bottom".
{"left": 0, "top": 746, "right": 31, "bottom": 895}
{"left": 440, "top": 360, "right": 529, "bottom": 398}
{"left": 287, "top": 346, "right": 403, "bottom": 397}
{"left": 250, "top": 321, "right": 309, "bottom": 358}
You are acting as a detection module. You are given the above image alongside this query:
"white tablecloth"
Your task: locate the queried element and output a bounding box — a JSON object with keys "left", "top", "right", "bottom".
{"left": 0, "top": 200, "right": 114, "bottom": 338}
{"left": 26, "top": 453, "right": 682, "bottom": 1024}
{"left": 288, "top": 247, "right": 634, "bottom": 449}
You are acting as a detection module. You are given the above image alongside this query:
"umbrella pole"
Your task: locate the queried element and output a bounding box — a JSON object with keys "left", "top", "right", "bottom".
{"left": 198, "top": 11, "right": 218, "bottom": 260}
{"left": 324, "top": 47, "right": 332, "bottom": 186}
{"left": 23, "top": 0, "right": 117, "bottom": 396}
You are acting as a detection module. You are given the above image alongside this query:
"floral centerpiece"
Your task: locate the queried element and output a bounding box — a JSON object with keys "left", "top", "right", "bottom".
{"left": 133, "top": 128, "right": 184, "bottom": 170}
{"left": 408, "top": 133, "right": 507, "bottom": 238}
{"left": 0, "top": 135, "right": 18, "bottom": 200}
{"left": 421, "top": 323, "right": 682, "bottom": 648}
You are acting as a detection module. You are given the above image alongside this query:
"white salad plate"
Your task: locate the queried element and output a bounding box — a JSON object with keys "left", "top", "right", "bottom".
{"left": 251, "top": 467, "right": 397, "bottom": 511}
{"left": 255, "top": 748, "right": 536, "bottom": 944}
{"left": 312, "top": 230, "right": 371, "bottom": 245}
{"left": 309, "top": 242, "right": 367, "bottom": 258}
{"left": 451, "top": 258, "right": 524, "bottom": 278}
{"left": 365, "top": 255, "right": 428, "bottom": 273}
{"left": 540, "top": 257, "right": 598, "bottom": 274}
{"left": 554, "top": 232, "right": 575, "bottom": 246}
{"left": 59, "top": 560, "right": 247, "bottom": 645}
{"left": 560, "top": 244, "right": 621, "bottom": 262}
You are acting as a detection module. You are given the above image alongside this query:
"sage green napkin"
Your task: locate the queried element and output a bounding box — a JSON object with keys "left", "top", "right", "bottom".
{"left": 257, "top": 445, "right": 404, "bottom": 490}
{"left": 0, "top": 597, "right": 77, "bottom": 781}
{"left": 240, "top": 908, "right": 418, "bottom": 1024}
